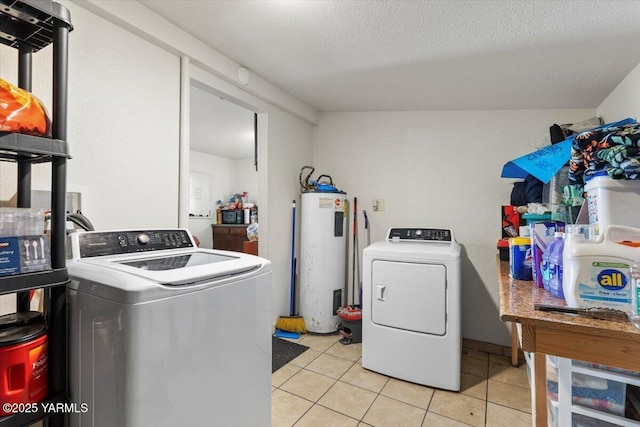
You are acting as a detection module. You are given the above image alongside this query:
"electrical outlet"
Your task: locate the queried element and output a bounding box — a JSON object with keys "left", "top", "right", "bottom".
{"left": 373, "top": 199, "right": 385, "bottom": 212}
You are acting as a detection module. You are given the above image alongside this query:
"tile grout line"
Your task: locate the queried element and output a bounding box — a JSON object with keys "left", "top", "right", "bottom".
{"left": 292, "top": 337, "right": 371, "bottom": 424}
{"left": 484, "top": 353, "right": 533, "bottom": 423}
{"left": 419, "top": 390, "right": 434, "bottom": 427}
{"left": 327, "top": 339, "right": 382, "bottom": 424}
{"left": 358, "top": 374, "right": 390, "bottom": 425}
{"left": 487, "top": 377, "right": 533, "bottom": 391}
{"left": 327, "top": 342, "right": 374, "bottom": 423}
{"left": 278, "top": 338, "right": 530, "bottom": 427}
{"left": 484, "top": 352, "right": 490, "bottom": 426}
{"left": 489, "top": 401, "right": 532, "bottom": 416}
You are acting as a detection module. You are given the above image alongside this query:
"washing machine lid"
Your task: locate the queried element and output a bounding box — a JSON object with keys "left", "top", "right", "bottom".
{"left": 80, "top": 249, "right": 262, "bottom": 285}
{"left": 67, "top": 229, "right": 266, "bottom": 286}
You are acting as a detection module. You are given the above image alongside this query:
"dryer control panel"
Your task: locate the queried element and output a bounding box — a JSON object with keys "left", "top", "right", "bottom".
{"left": 387, "top": 228, "right": 452, "bottom": 242}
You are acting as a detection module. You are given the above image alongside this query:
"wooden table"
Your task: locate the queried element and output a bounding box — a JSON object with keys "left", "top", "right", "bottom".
{"left": 498, "top": 259, "right": 640, "bottom": 426}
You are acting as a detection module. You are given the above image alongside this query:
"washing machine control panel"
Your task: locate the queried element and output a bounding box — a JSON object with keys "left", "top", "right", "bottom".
{"left": 387, "top": 228, "right": 452, "bottom": 242}
{"left": 78, "top": 230, "right": 194, "bottom": 258}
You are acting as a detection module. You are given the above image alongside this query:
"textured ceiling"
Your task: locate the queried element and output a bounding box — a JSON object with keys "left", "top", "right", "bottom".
{"left": 140, "top": 0, "right": 640, "bottom": 112}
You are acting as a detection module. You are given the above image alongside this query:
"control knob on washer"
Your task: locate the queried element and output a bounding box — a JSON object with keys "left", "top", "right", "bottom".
{"left": 137, "top": 234, "right": 150, "bottom": 245}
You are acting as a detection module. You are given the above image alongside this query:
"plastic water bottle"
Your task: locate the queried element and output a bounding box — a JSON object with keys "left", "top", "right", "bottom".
{"left": 630, "top": 263, "right": 640, "bottom": 329}
{"left": 547, "top": 232, "right": 565, "bottom": 299}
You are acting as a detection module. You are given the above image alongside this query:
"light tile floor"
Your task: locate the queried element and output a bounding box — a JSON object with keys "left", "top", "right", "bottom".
{"left": 272, "top": 334, "right": 532, "bottom": 427}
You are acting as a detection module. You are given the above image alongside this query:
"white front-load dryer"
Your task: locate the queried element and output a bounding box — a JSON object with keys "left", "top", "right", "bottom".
{"left": 362, "top": 228, "right": 461, "bottom": 391}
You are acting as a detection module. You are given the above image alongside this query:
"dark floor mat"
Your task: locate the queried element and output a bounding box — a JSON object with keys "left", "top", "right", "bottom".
{"left": 272, "top": 336, "right": 308, "bottom": 373}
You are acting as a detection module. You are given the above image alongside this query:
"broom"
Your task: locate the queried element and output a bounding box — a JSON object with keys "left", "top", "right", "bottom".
{"left": 275, "top": 200, "right": 306, "bottom": 335}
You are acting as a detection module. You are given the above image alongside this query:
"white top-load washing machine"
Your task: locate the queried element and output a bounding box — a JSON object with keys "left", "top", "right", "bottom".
{"left": 362, "top": 228, "right": 461, "bottom": 391}
{"left": 66, "top": 229, "right": 271, "bottom": 427}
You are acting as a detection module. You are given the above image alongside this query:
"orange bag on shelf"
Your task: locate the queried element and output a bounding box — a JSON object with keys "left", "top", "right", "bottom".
{"left": 0, "top": 78, "right": 51, "bottom": 137}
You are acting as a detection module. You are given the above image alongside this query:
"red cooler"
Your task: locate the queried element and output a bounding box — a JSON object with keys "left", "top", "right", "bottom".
{"left": 0, "top": 324, "right": 48, "bottom": 415}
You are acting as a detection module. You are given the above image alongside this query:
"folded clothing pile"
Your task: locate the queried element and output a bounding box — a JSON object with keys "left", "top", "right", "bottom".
{"left": 569, "top": 118, "right": 640, "bottom": 184}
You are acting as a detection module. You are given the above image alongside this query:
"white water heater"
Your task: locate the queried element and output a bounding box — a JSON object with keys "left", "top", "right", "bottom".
{"left": 299, "top": 191, "right": 347, "bottom": 333}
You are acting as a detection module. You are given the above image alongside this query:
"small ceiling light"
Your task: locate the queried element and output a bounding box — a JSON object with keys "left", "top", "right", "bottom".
{"left": 237, "top": 67, "right": 250, "bottom": 85}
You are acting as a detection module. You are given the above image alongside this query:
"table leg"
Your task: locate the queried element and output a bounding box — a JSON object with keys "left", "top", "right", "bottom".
{"left": 511, "top": 322, "right": 519, "bottom": 367}
{"left": 533, "top": 351, "right": 548, "bottom": 427}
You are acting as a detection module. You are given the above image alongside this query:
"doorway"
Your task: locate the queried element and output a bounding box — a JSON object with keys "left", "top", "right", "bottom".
{"left": 187, "top": 80, "right": 258, "bottom": 251}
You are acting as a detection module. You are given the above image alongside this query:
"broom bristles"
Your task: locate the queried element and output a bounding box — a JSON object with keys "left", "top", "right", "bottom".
{"left": 275, "top": 316, "right": 306, "bottom": 334}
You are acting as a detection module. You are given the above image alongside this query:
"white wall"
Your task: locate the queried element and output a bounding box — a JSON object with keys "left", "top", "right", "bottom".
{"left": 313, "top": 109, "right": 594, "bottom": 345}
{"left": 263, "top": 109, "right": 314, "bottom": 323}
{"left": 68, "top": 3, "right": 181, "bottom": 229}
{"left": 597, "top": 62, "right": 640, "bottom": 122}
{"left": 1, "top": 1, "right": 181, "bottom": 229}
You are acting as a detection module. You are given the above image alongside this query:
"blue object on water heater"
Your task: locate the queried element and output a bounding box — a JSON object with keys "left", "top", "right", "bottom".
{"left": 310, "top": 180, "right": 338, "bottom": 192}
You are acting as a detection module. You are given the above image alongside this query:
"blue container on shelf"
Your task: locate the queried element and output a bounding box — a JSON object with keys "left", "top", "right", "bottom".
{"left": 522, "top": 213, "right": 552, "bottom": 225}
{"left": 509, "top": 237, "right": 532, "bottom": 280}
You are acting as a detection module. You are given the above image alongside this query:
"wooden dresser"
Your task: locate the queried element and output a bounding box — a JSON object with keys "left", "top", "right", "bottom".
{"left": 211, "top": 224, "right": 249, "bottom": 253}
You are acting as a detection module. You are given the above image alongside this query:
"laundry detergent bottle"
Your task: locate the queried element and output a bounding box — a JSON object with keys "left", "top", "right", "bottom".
{"left": 547, "top": 232, "right": 565, "bottom": 299}
{"left": 563, "top": 225, "right": 640, "bottom": 310}
{"left": 541, "top": 236, "right": 560, "bottom": 291}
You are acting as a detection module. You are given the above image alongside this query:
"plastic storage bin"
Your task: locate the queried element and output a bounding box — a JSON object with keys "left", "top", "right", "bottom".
{"left": 573, "top": 360, "right": 640, "bottom": 378}
{"left": 547, "top": 401, "right": 621, "bottom": 427}
{"left": 585, "top": 176, "right": 640, "bottom": 231}
{"left": 547, "top": 365, "right": 627, "bottom": 416}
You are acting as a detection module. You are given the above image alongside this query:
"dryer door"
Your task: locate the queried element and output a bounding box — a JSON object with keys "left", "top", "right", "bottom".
{"left": 371, "top": 260, "right": 446, "bottom": 335}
